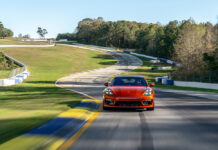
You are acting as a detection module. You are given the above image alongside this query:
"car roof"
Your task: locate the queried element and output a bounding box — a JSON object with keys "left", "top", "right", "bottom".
{"left": 114, "top": 75, "right": 145, "bottom": 78}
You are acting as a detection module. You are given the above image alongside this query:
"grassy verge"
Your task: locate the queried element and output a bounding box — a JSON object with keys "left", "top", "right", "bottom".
{"left": 122, "top": 55, "right": 218, "bottom": 93}
{"left": 0, "top": 38, "right": 49, "bottom": 45}
{"left": 55, "top": 41, "right": 75, "bottom": 45}
{"left": 0, "top": 70, "right": 11, "bottom": 78}
{"left": 0, "top": 45, "right": 117, "bottom": 145}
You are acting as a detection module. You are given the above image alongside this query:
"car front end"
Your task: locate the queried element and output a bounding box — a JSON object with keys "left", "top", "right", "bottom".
{"left": 103, "top": 86, "right": 155, "bottom": 110}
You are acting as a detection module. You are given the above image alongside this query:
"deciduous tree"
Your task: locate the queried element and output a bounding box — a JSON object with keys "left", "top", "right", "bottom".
{"left": 37, "top": 27, "right": 48, "bottom": 38}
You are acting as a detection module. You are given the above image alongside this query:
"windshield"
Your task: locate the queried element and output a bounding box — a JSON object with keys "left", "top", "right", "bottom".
{"left": 111, "top": 77, "right": 147, "bottom": 86}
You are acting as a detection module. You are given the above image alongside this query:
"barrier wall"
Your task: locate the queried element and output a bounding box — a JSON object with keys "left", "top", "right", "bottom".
{"left": 130, "top": 52, "right": 157, "bottom": 60}
{"left": 174, "top": 81, "right": 218, "bottom": 90}
{"left": 155, "top": 76, "right": 218, "bottom": 89}
{"left": 127, "top": 51, "right": 180, "bottom": 66}
{"left": 0, "top": 53, "right": 30, "bottom": 87}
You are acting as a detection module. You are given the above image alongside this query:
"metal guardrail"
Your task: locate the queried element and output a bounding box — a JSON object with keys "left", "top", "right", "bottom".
{"left": 3, "top": 53, "right": 27, "bottom": 78}
{"left": 123, "top": 50, "right": 181, "bottom": 66}
{"left": 4, "top": 54, "right": 25, "bottom": 67}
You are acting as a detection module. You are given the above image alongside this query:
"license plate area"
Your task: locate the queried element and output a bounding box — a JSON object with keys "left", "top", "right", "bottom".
{"left": 115, "top": 101, "right": 142, "bottom": 106}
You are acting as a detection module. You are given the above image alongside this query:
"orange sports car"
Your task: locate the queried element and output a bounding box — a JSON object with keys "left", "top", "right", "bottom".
{"left": 103, "top": 76, "right": 155, "bottom": 110}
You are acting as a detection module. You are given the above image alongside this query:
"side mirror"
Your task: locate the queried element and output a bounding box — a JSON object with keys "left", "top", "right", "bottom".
{"left": 149, "top": 83, "right": 155, "bottom": 87}
{"left": 104, "top": 82, "right": 109, "bottom": 86}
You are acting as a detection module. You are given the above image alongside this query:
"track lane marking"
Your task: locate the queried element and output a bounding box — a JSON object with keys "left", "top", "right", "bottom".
{"left": 58, "top": 96, "right": 102, "bottom": 150}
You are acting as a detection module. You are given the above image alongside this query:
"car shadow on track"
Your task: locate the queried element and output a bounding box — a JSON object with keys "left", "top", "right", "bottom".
{"left": 102, "top": 107, "right": 148, "bottom": 112}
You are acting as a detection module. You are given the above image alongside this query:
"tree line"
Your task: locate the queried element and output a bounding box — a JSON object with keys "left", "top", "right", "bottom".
{"left": 57, "top": 17, "right": 218, "bottom": 82}
{"left": 56, "top": 33, "right": 76, "bottom": 41}
{"left": 0, "top": 21, "right": 13, "bottom": 39}
{"left": 173, "top": 20, "right": 218, "bottom": 81}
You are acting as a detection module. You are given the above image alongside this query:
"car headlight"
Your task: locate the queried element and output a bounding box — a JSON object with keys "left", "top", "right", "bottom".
{"left": 104, "top": 88, "right": 114, "bottom": 96}
{"left": 144, "top": 88, "right": 153, "bottom": 95}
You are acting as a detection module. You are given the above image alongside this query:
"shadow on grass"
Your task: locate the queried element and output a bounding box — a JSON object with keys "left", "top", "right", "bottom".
{"left": 56, "top": 41, "right": 73, "bottom": 45}
{"left": 58, "top": 101, "right": 86, "bottom": 108}
{"left": 92, "top": 54, "right": 115, "bottom": 60}
{"left": 0, "top": 85, "right": 58, "bottom": 93}
{"left": 98, "top": 60, "right": 117, "bottom": 65}
{"left": 103, "top": 108, "right": 145, "bottom": 112}
{"left": 57, "top": 81, "right": 103, "bottom": 85}
{"left": 92, "top": 54, "right": 117, "bottom": 66}
{"left": 25, "top": 81, "right": 56, "bottom": 84}
{"left": 58, "top": 101, "right": 99, "bottom": 112}
{"left": 0, "top": 86, "right": 81, "bottom": 102}
{"left": 0, "top": 116, "right": 55, "bottom": 145}
{"left": 0, "top": 82, "right": 83, "bottom": 144}
{"left": 133, "top": 68, "right": 172, "bottom": 73}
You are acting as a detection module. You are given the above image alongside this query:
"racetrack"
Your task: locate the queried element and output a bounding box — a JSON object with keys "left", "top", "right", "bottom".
{"left": 57, "top": 48, "right": 218, "bottom": 150}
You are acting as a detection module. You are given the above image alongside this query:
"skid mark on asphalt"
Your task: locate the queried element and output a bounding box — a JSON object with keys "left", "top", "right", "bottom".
{"left": 138, "top": 112, "right": 154, "bottom": 150}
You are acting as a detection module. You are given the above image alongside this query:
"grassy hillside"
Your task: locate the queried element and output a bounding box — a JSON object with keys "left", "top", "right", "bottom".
{"left": 0, "top": 45, "right": 117, "bottom": 144}
{"left": 0, "top": 52, "right": 18, "bottom": 78}
{"left": 0, "top": 38, "right": 49, "bottom": 45}
{"left": 0, "top": 70, "right": 11, "bottom": 78}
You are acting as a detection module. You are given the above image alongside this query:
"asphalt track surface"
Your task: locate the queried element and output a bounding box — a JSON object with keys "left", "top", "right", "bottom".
{"left": 58, "top": 49, "right": 218, "bottom": 150}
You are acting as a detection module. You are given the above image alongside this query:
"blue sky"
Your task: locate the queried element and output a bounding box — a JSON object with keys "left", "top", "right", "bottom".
{"left": 0, "top": 0, "right": 217, "bottom": 38}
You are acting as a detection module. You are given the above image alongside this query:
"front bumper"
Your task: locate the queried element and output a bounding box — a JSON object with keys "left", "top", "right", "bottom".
{"left": 103, "top": 96, "right": 154, "bottom": 108}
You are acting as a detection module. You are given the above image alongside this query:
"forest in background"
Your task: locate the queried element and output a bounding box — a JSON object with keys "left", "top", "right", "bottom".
{"left": 57, "top": 17, "right": 218, "bottom": 82}
{"left": 0, "top": 21, "right": 13, "bottom": 39}
{"left": 0, "top": 22, "right": 15, "bottom": 70}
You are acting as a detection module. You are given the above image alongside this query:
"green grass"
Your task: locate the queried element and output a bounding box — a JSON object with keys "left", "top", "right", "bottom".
{"left": 0, "top": 45, "right": 117, "bottom": 145}
{"left": 0, "top": 70, "right": 11, "bottom": 78}
{"left": 55, "top": 41, "right": 75, "bottom": 45}
{"left": 122, "top": 56, "right": 174, "bottom": 83}
{"left": 0, "top": 38, "right": 49, "bottom": 45}
{"left": 122, "top": 55, "right": 218, "bottom": 93}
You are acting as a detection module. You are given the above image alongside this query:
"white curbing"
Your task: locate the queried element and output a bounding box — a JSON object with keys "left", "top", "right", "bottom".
{"left": 1, "top": 78, "right": 15, "bottom": 86}
{"left": 0, "top": 53, "right": 30, "bottom": 86}
{"left": 0, "top": 71, "right": 30, "bottom": 86}
{"left": 174, "top": 81, "right": 218, "bottom": 90}
{"left": 152, "top": 66, "right": 172, "bottom": 70}
{"left": 150, "top": 60, "right": 160, "bottom": 63}
{"left": 156, "top": 75, "right": 218, "bottom": 89}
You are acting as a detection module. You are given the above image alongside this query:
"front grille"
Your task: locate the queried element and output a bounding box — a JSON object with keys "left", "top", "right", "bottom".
{"left": 115, "top": 101, "right": 142, "bottom": 107}
{"left": 144, "top": 101, "right": 153, "bottom": 105}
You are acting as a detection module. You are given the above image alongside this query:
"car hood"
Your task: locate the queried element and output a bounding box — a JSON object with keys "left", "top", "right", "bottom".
{"left": 110, "top": 86, "right": 147, "bottom": 97}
